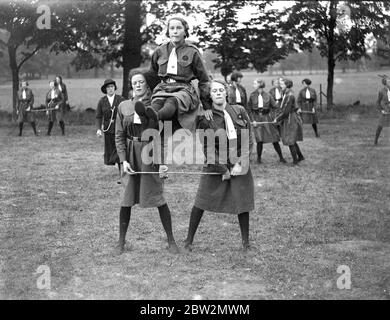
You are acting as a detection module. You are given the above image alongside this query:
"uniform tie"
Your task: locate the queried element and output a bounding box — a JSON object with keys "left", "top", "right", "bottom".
{"left": 306, "top": 88, "right": 311, "bottom": 99}
{"left": 51, "top": 89, "right": 56, "bottom": 99}
{"left": 258, "top": 93, "right": 263, "bottom": 109}
{"left": 275, "top": 88, "right": 281, "bottom": 100}
{"left": 235, "top": 87, "right": 241, "bottom": 103}
{"left": 387, "top": 89, "right": 390, "bottom": 102}
{"left": 58, "top": 84, "right": 62, "bottom": 92}
{"left": 167, "top": 46, "right": 178, "bottom": 75}
{"left": 223, "top": 109, "right": 237, "bottom": 140}
{"left": 22, "top": 89, "right": 26, "bottom": 99}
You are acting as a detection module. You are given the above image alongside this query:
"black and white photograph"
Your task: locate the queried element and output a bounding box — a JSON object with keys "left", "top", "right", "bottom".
{"left": 0, "top": 0, "right": 389, "bottom": 303}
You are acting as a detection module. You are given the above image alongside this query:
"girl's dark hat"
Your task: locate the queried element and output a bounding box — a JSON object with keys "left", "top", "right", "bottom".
{"left": 101, "top": 79, "right": 117, "bottom": 94}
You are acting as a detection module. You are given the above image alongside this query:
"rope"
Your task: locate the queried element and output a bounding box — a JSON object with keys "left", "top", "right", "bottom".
{"left": 126, "top": 171, "right": 221, "bottom": 175}
{"left": 102, "top": 105, "right": 116, "bottom": 133}
{"left": 300, "top": 110, "right": 315, "bottom": 114}
{"left": 252, "top": 121, "right": 276, "bottom": 125}
{"left": 28, "top": 108, "right": 57, "bottom": 112}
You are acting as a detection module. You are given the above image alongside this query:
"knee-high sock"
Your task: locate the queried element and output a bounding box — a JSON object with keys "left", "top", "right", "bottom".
{"left": 294, "top": 143, "right": 303, "bottom": 159}
{"left": 312, "top": 123, "right": 319, "bottom": 136}
{"left": 119, "top": 206, "right": 131, "bottom": 245}
{"left": 59, "top": 120, "right": 65, "bottom": 135}
{"left": 256, "top": 142, "right": 263, "bottom": 160}
{"left": 31, "top": 121, "right": 37, "bottom": 135}
{"left": 374, "top": 126, "right": 382, "bottom": 144}
{"left": 18, "top": 122, "right": 23, "bottom": 136}
{"left": 272, "top": 142, "right": 284, "bottom": 160}
{"left": 157, "top": 97, "right": 178, "bottom": 121}
{"left": 238, "top": 212, "right": 249, "bottom": 245}
{"left": 289, "top": 144, "right": 299, "bottom": 163}
{"left": 47, "top": 121, "right": 54, "bottom": 135}
{"left": 185, "top": 206, "right": 204, "bottom": 245}
{"left": 158, "top": 204, "right": 176, "bottom": 244}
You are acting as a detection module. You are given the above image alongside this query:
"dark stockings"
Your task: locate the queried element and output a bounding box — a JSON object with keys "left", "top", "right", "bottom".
{"left": 158, "top": 204, "right": 179, "bottom": 252}
{"left": 374, "top": 126, "right": 382, "bottom": 145}
{"left": 238, "top": 212, "right": 249, "bottom": 250}
{"left": 256, "top": 142, "right": 286, "bottom": 163}
{"left": 59, "top": 120, "right": 65, "bottom": 135}
{"left": 312, "top": 123, "right": 319, "bottom": 137}
{"left": 47, "top": 121, "right": 54, "bottom": 135}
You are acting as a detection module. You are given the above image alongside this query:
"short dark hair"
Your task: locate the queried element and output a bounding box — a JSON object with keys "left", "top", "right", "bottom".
{"left": 283, "top": 78, "right": 293, "bottom": 88}
{"left": 166, "top": 17, "right": 190, "bottom": 38}
{"left": 302, "top": 78, "right": 311, "bottom": 85}
{"left": 230, "top": 71, "right": 243, "bottom": 82}
{"left": 382, "top": 78, "right": 388, "bottom": 86}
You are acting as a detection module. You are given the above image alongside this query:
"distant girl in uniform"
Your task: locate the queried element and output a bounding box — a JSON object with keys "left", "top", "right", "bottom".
{"left": 247, "top": 79, "right": 286, "bottom": 164}
{"left": 297, "top": 78, "right": 320, "bottom": 137}
{"left": 115, "top": 70, "right": 179, "bottom": 255}
{"left": 16, "top": 80, "right": 37, "bottom": 136}
{"left": 274, "top": 78, "right": 304, "bottom": 165}
{"left": 45, "top": 80, "right": 64, "bottom": 136}
{"left": 374, "top": 77, "right": 390, "bottom": 145}
{"left": 228, "top": 71, "right": 247, "bottom": 109}
{"left": 134, "top": 16, "right": 212, "bottom": 132}
{"left": 96, "top": 79, "right": 125, "bottom": 183}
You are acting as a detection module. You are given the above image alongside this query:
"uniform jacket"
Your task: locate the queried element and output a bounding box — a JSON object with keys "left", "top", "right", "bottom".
{"left": 45, "top": 88, "right": 64, "bottom": 109}
{"left": 275, "top": 89, "right": 298, "bottom": 122}
{"left": 57, "top": 82, "right": 68, "bottom": 102}
{"left": 197, "top": 104, "right": 253, "bottom": 174}
{"left": 247, "top": 90, "right": 276, "bottom": 121}
{"left": 269, "top": 87, "right": 283, "bottom": 103}
{"left": 17, "top": 87, "right": 34, "bottom": 111}
{"left": 297, "top": 87, "right": 317, "bottom": 111}
{"left": 228, "top": 83, "right": 247, "bottom": 109}
{"left": 96, "top": 94, "right": 125, "bottom": 134}
{"left": 377, "top": 86, "right": 390, "bottom": 113}
{"left": 150, "top": 41, "right": 211, "bottom": 110}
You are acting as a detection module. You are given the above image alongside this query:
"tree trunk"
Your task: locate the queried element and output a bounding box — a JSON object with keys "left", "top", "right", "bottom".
{"left": 66, "top": 64, "right": 72, "bottom": 79}
{"left": 326, "top": 1, "right": 338, "bottom": 110}
{"left": 122, "top": 0, "right": 142, "bottom": 99}
{"left": 8, "top": 44, "right": 19, "bottom": 121}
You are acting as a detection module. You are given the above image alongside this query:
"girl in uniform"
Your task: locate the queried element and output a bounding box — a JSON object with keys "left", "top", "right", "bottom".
{"left": 114, "top": 70, "right": 179, "bottom": 255}
{"left": 247, "top": 79, "right": 286, "bottom": 163}
{"left": 134, "top": 16, "right": 212, "bottom": 132}
{"left": 96, "top": 79, "right": 125, "bottom": 183}
{"left": 16, "top": 80, "right": 37, "bottom": 136}
{"left": 228, "top": 71, "right": 247, "bottom": 109}
{"left": 297, "top": 78, "right": 320, "bottom": 137}
{"left": 184, "top": 79, "right": 254, "bottom": 252}
{"left": 374, "top": 77, "right": 390, "bottom": 145}
{"left": 45, "top": 80, "right": 64, "bottom": 136}
{"left": 274, "top": 78, "right": 305, "bottom": 165}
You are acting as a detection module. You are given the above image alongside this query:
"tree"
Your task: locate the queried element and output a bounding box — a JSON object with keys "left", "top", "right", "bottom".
{"left": 279, "top": 1, "right": 390, "bottom": 109}
{"left": 196, "top": 0, "right": 248, "bottom": 80}
{"left": 0, "top": 0, "right": 66, "bottom": 118}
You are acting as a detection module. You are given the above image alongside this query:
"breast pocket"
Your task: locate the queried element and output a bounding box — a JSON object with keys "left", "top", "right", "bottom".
{"left": 234, "top": 113, "right": 248, "bottom": 129}
{"left": 157, "top": 56, "right": 168, "bottom": 75}
{"left": 177, "top": 52, "right": 194, "bottom": 76}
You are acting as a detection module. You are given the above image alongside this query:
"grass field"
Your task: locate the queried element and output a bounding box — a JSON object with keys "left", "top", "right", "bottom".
{"left": 0, "top": 114, "right": 389, "bottom": 299}
{"left": 1, "top": 69, "right": 389, "bottom": 113}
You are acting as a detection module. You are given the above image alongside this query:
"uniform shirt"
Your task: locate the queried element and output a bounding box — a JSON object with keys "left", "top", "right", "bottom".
{"left": 107, "top": 94, "right": 115, "bottom": 107}
{"left": 150, "top": 41, "right": 211, "bottom": 109}
{"left": 377, "top": 86, "right": 390, "bottom": 113}
{"left": 275, "top": 89, "right": 297, "bottom": 122}
{"left": 228, "top": 83, "right": 247, "bottom": 109}
{"left": 96, "top": 94, "right": 125, "bottom": 134}
{"left": 17, "top": 88, "right": 34, "bottom": 110}
{"left": 297, "top": 87, "right": 317, "bottom": 111}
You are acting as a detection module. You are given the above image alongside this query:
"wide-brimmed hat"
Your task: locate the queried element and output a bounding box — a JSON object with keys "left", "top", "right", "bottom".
{"left": 101, "top": 79, "right": 117, "bottom": 94}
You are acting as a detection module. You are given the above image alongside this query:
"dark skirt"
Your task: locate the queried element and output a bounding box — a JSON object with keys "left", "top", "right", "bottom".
{"left": 152, "top": 82, "right": 199, "bottom": 131}
{"left": 378, "top": 113, "right": 390, "bottom": 127}
{"left": 104, "top": 132, "right": 119, "bottom": 165}
{"left": 301, "top": 112, "right": 319, "bottom": 124}
{"left": 17, "top": 108, "right": 35, "bottom": 123}
{"left": 47, "top": 109, "right": 65, "bottom": 122}
{"left": 194, "top": 167, "right": 254, "bottom": 214}
{"left": 251, "top": 110, "right": 280, "bottom": 143}
{"left": 280, "top": 112, "right": 303, "bottom": 146}
{"left": 120, "top": 140, "right": 166, "bottom": 208}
